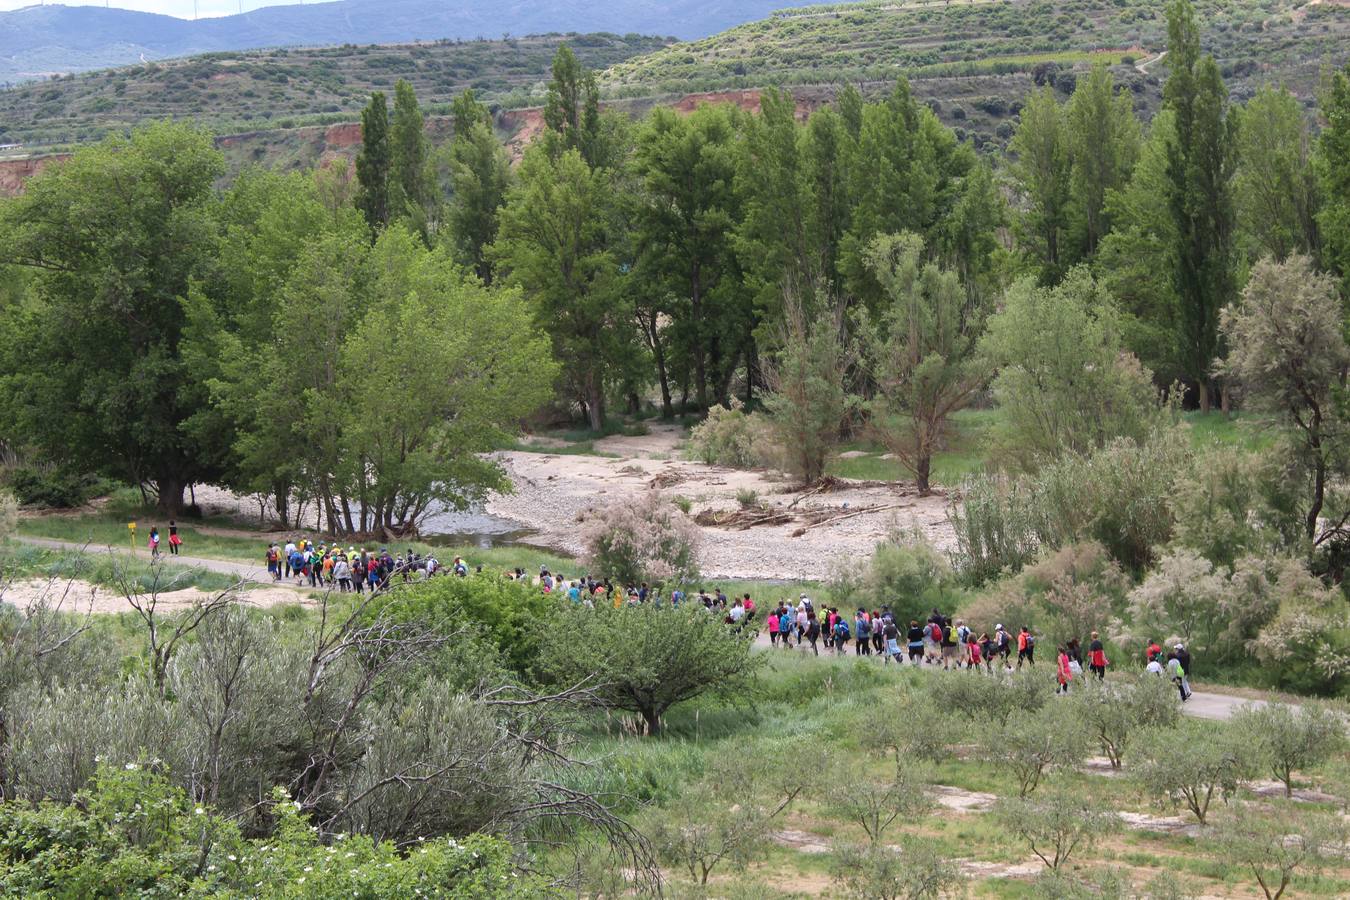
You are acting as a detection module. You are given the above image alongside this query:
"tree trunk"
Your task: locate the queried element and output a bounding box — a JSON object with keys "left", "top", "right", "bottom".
{"left": 652, "top": 327, "right": 673, "bottom": 419}
{"left": 156, "top": 475, "right": 185, "bottom": 516}
{"left": 692, "top": 263, "right": 708, "bottom": 410}
{"left": 641, "top": 708, "right": 662, "bottom": 736}
{"left": 1197, "top": 379, "right": 1211, "bottom": 414}
{"left": 915, "top": 454, "right": 931, "bottom": 496}
{"left": 586, "top": 375, "right": 604, "bottom": 432}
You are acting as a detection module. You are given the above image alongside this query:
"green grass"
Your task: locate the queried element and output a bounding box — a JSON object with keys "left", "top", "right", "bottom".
{"left": 828, "top": 408, "right": 999, "bottom": 487}
{"left": 1181, "top": 410, "right": 1278, "bottom": 452}
{"left": 0, "top": 541, "right": 242, "bottom": 593}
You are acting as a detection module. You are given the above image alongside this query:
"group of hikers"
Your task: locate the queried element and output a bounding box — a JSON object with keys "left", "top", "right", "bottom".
{"left": 262, "top": 539, "right": 476, "bottom": 591}
{"left": 254, "top": 540, "right": 1195, "bottom": 699}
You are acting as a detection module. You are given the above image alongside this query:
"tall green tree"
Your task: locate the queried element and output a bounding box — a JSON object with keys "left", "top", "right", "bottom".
{"left": 0, "top": 123, "right": 224, "bottom": 513}
{"left": 634, "top": 104, "right": 749, "bottom": 412}
{"left": 543, "top": 45, "right": 605, "bottom": 168}
{"left": 493, "top": 147, "right": 631, "bottom": 431}
{"left": 859, "top": 233, "right": 988, "bottom": 494}
{"left": 1233, "top": 84, "right": 1320, "bottom": 263}
{"left": 1065, "top": 64, "right": 1142, "bottom": 260}
{"left": 448, "top": 90, "right": 511, "bottom": 284}
{"left": 1163, "top": 0, "right": 1238, "bottom": 411}
{"left": 1097, "top": 110, "right": 1183, "bottom": 384}
{"left": 1010, "top": 86, "right": 1072, "bottom": 281}
{"left": 1316, "top": 64, "right": 1350, "bottom": 298}
{"left": 355, "top": 91, "right": 391, "bottom": 231}
{"left": 388, "top": 79, "right": 436, "bottom": 238}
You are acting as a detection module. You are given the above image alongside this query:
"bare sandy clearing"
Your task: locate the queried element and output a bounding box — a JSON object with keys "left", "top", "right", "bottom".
{"left": 0, "top": 579, "right": 314, "bottom": 616}
{"left": 485, "top": 427, "right": 954, "bottom": 580}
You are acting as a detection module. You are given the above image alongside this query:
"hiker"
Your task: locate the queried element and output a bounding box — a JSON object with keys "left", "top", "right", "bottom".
{"left": 148, "top": 527, "right": 160, "bottom": 558}
{"left": 779, "top": 607, "right": 794, "bottom": 647}
{"left": 1056, "top": 645, "right": 1072, "bottom": 694}
{"left": 872, "top": 608, "right": 887, "bottom": 655}
{"left": 978, "top": 632, "right": 995, "bottom": 673}
{"left": 940, "top": 617, "right": 958, "bottom": 670}
{"left": 1166, "top": 651, "right": 1188, "bottom": 702}
{"left": 995, "top": 624, "right": 1012, "bottom": 670}
{"left": 968, "top": 631, "right": 984, "bottom": 672}
{"left": 883, "top": 617, "right": 902, "bottom": 664}
{"left": 804, "top": 610, "right": 820, "bottom": 656}
{"left": 283, "top": 540, "right": 296, "bottom": 578}
{"left": 1146, "top": 655, "right": 1165, "bottom": 677}
{"left": 265, "top": 544, "right": 280, "bottom": 581}
{"left": 768, "top": 606, "right": 781, "bottom": 646}
{"left": 833, "top": 615, "right": 851, "bottom": 656}
{"left": 1145, "top": 639, "right": 1162, "bottom": 664}
{"left": 1088, "top": 631, "right": 1108, "bottom": 679}
{"left": 907, "top": 620, "right": 925, "bottom": 664}
{"left": 1173, "top": 644, "right": 1193, "bottom": 700}
{"left": 854, "top": 609, "right": 872, "bottom": 655}
{"left": 1016, "top": 626, "right": 1035, "bottom": 668}
{"left": 167, "top": 520, "right": 182, "bottom": 556}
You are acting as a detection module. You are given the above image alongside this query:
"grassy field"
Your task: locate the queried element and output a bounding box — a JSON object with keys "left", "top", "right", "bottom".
{"left": 0, "top": 33, "right": 669, "bottom": 147}
{"left": 559, "top": 651, "right": 1350, "bottom": 897}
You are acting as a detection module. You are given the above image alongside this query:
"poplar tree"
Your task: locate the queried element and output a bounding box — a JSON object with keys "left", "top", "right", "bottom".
{"left": 1010, "top": 86, "right": 1072, "bottom": 281}
{"left": 448, "top": 89, "right": 510, "bottom": 284}
{"left": 1163, "top": 0, "right": 1237, "bottom": 412}
{"left": 388, "top": 79, "right": 434, "bottom": 237}
{"left": 355, "top": 90, "right": 391, "bottom": 231}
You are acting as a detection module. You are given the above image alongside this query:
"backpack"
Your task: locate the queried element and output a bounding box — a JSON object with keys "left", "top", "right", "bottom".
{"left": 1025, "top": 633, "right": 1035, "bottom": 647}
{"left": 947, "top": 625, "right": 958, "bottom": 643}
{"left": 857, "top": 619, "right": 871, "bottom": 638}
{"left": 836, "top": 621, "right": 850, "bottom": 640}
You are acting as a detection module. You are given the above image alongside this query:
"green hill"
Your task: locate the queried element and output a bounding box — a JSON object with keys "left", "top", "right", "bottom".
{"left": 0, "top": 33, "right": 670, "bottom": 148}
{"left": 602, "top": 0, "right": 1349, "bottom": 147}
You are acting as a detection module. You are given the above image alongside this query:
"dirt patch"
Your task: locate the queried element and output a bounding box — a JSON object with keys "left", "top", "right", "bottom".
{"left": 1117, "top": 811, "right": 1205, "bottom": 838}
{"left": 933, "top": 785, "right": 998, "bottom": 813}
{"left": 1249, "top": 780, "right": 1341, "bottom": 804}
{"left": 1, "top": 579, "right": 313, "bottom": 616}
{"left": 773, "top": 829, "right": 832, "bottom": 855}
{"left": 1080, "top": 756, "right": 1128, "bottom": 777}
{"left": 956, "top": 858, "right": 1042, "bottom": 878}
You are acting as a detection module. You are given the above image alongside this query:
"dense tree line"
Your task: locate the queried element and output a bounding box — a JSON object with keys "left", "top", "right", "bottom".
{"left": 3, "top": 0, "right": 1350, "bottom": 533}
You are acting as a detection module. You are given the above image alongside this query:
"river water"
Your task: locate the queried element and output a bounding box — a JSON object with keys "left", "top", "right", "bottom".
{"left": 418, "top": 503, "right": 536, "bottom": 549}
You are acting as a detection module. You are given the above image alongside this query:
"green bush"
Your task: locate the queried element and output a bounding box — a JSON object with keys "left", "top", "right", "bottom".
{"left": 386, "top": 573, "right": 553, "bottom": 677}
{"left": 2, "top": 464, "right": 106, "bottom": 508}
{"left": 828, "top": 529, "right": 953, "bottom": 625}
{"left": 685, "top": 402, "right": 775, "bottom": 469}
{"left": 0, "top": 763, "right": 531, "bottom": 897}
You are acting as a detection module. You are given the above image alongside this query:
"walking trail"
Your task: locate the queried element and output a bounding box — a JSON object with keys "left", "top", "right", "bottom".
{"left": 12, "top": 536, "right": 1274, "bottom": 723}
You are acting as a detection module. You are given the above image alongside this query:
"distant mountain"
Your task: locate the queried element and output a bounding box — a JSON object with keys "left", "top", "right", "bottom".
{"left": 0, "top": 0, "right": 821, "bottom": 83}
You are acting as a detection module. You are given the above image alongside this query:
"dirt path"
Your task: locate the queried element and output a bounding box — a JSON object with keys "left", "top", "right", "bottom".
{"left": 15, "top": 535, "right": 276, "bottom": 584}
{"left": 751, "top": 631, "right": 1268, "bottom": 723}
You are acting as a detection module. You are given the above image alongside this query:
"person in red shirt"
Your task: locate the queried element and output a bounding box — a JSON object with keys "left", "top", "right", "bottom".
{"left": 1056, "top": 645, "right": 1073, "bottom": 694}
{"left": 1145, "top": 640, "right": 1162, "bottom": 664}
{"left": 1088, "top": 631, "right": 1109, "bottom": 679}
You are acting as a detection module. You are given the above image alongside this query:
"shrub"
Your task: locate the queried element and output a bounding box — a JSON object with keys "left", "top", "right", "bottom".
{"left": 952, "top": 430, "right": 1188, "bottom": 581}
{"left": 580, "top": 489, "right": 701, "bottom": 586}
{"left": 735, "top": 488, "right": 760, "bottom": 509}
{"left": 981, "top": 708, "right": 1090, "bottom": 797}
{"left": 831, "top": 837, "right": 960, "bottom": 899}
{"left": 0, "top": 490, "right": 14, "bottom": 540}
{"left": 1, "top": 464, "right": 104, "bottom": 508}
{"left": 538, "top": 603, "right": 759, "bottom": 735}
{"left": 685, "top": 401, "right": 774, "bottom": 469}
{"left": 0, "top": 764, "right": 530, "bottom": 897}
{"left": 828, "top": 529, "right": 952, "bottom": 625}
{"left": 1248, "top": 558, "right": 1350, "bottom": 696}
{"left": 384, "top": 572, "right": 553, "bottom": 677}
{"left": 1211, "top": 803, "right": 1346, "bottom": 900}
{"left": 1170, "top": 446, "right": 1297, "bottom": 568}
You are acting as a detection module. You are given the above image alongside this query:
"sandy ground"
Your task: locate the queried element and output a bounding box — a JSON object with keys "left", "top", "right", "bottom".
{"left": 0, "top": 578, "right": 313, "bottom": 616}
{"left": 491, "top": 423, "right": 955, "bottom": 580}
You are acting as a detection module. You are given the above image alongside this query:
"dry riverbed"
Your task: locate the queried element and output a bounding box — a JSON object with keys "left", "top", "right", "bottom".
{"left": 486, "top": 423, "right": 956, "bottom": 581}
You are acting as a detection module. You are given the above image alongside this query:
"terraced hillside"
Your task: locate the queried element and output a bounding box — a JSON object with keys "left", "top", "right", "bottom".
{"left": 0, "top": 33, "right": 670, "bottom": 148}
{"left": 604, "top": 0, "right": 1348, "bottom": 96}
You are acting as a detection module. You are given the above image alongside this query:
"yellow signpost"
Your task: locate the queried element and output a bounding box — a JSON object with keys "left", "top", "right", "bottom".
{"left": 128, "top": 521, "right": 136, "bottom": 552}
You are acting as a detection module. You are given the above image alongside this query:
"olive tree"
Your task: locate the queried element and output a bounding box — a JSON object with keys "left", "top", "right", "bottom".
{"left": 1230, "top": 702, "right": 1345, "bottom": 798}
{"left": 1211, "top": 803, "right": 1346, "bottom": 900}
{"left": 982, "top": 708, "right": 1090, "bottom": 797}
{"left": 539, "top": 603, "right": 760, "bottom": 735}
{"left": 1067, "top": 675, "right": 1179, "bottom": 769}
{"left": 994, "top": 788, "right": 1118, "bottom": 871}
{"left": 823, "top": 756, "right": 933, "bottom": 843}
{"left": 1133, "top": 719, "right": 1256, "bottom": 824}
{"left": 831, "top": 838, "right": 962, "bottom": 900}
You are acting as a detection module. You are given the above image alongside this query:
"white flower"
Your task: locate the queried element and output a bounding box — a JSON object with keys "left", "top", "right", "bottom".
{"left": 125, "top": 762, "right": 138, "bottom": 771}
{"left": 297, "top": 877, "right": 305, "bottom": 884}
{"left": 227, "top": 855, "right": 237, "bottom": 862}
{"left": 194, "top": 807, "right": 205, "bottom": 816}
{"left": 303, "top": 866, "right": 312, "bottom": 873}
{"left": 206, "top": 865, "right": 216, "bottom": 872}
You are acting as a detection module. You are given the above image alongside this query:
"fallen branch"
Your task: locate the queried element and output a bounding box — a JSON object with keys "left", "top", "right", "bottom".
{"left": 791, "top": 503, "right": 909, "bottom": 536}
